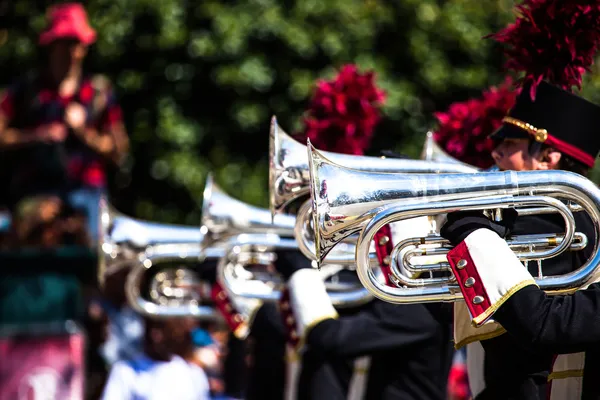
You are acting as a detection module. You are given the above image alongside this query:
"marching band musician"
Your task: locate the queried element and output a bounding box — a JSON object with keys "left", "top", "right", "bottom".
{"left": 437, "top": 1, "right": 600, "bottom": 398}
{"left": 211, "top": 64, "right": 454, "bottom": 399}
{"left": 270, "top": 246, "right": 454, "bottom": 400}
{"left": 438, "top": 81, "right": 600, "bottom": 400}
{"left": 251, "top": 64, "right": 453, "bottom": 400}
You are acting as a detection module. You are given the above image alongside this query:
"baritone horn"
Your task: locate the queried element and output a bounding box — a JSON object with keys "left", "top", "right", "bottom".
{"left": 215, "top": 233, "right": 374, "bottom": 309}
{"left": 125, "top": 242, "right": 226, "bottom": 319}
{"left": 307, "top": 142, "right": 600, "bottom": 304}
{"left": 98, "top": 197, "right": 214, "bottom": 288}
{"left": 200, "top": 174, "right": 373, "bottom": 306}
{"left": 200, "top": 172, "right": 297, "bottom": 253}
{"left": 269, "top": 116, "right": 479, "bottom": 218}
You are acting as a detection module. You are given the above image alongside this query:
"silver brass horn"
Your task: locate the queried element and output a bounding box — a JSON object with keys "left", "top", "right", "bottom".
{"left": 307, "top": 142, "right": 600, "bottom": 304}
{"left": 98, "top": 197, "right": 209, "bottom": 288}
{"left": 200, "top": 177, "right": 373, "bottom": 306}
{"left": 200, "top": 173, "right": 297, "bottom": 253}
{"left": 293, "top": 199, "right": 381, "bottom": 266}
{"left": 421, "top": 131, "right": 475, "bottom": 169}
{"left": 216, "top": 233, "right": 374, "bottom": 308}
{"left": 125, "top": 243, "right": 225, "bottom": 319}
{"left": 269, "top": 116, "right": 479, "bottom": 218}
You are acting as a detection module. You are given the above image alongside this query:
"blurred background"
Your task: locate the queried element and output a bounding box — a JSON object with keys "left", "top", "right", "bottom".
{"left": 5, "top": 0, "right": 588, "bottom": 224}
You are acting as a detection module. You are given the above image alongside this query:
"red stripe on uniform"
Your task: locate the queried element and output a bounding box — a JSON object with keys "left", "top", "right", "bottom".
{"left": 447, "top": 241, "right": 492, "bottom": 319}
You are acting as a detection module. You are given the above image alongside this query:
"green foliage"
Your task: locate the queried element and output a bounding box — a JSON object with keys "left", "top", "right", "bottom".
{"left": 7, "top": 0, "right": 594, "bottom": 225}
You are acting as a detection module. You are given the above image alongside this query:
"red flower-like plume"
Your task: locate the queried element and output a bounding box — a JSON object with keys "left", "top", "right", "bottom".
{"left": 433, "top": 78, "right": 519, "bottom": 169}
{"left": 295, "top": 64, "right": 385, "bottom": 155}
{"left": 488, "top": 0, "right": 600, "bottom": 99}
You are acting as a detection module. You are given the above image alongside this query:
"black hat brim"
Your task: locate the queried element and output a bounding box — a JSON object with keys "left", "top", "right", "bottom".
{"left": 488, "top": 124, "right": 530, "bottom": 141}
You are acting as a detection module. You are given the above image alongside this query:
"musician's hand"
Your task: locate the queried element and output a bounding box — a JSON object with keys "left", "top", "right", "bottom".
{"left": 64, "top": 102, "right": 87, "bottom": 131}
{"left": 273, "top": 249, "right": 313, "bottom": 280}
{"left": 440, "top": 209, "right": 518, "bottom": 246}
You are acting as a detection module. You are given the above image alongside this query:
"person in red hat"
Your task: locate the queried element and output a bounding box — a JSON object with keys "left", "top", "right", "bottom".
{"left": 0, "top": 2, "right": 128, "bottom": 244}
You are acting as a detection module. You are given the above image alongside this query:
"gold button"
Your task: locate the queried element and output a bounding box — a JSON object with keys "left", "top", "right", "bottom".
{"left": 383, "top": 255, "right": 391, "bottom": 265}
{"left": 281, "top": 302, "right": 289, "bottom": 310}
{"left": 233, "top": 314, "right": 244, "bottom": 323}
{"left": 464, "top": 277, "right": 475, "bottom": 288}
{"left": 534, "top": 129, "right": 548, "bottom": 143}
{"left": 378, "top": 236, "right": 390, "bottom": 246}
{"left": 472, "top": 296, "right": 484, "bottom": 305}
{"left": 290, "top": 331, "right": 297, "bottom": 339}
{"left": 286, "top": 316, "right": 294, "bottom": 325}
{"left": 217, "top": 291, "right": 227, "bottom": 300}
{"left": 224, "top": 304, "right": 232, "bottom": 312}
{"left": 457, "top": 259, "right": 467, "bottom": 269}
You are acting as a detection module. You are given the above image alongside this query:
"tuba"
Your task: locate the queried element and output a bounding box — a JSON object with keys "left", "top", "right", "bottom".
{"left": 307, "top": 142, "right": 599, "bottom": 304}
{"left": 200, "top": 173, "right": 296, "bottom": 253}
{"left": 201, "top": 174, "right": 373, "bottom": 306}
{"left": 98, "top": 197, "right": 212, "bottom": 287}
{"left": 125, "top": 242, "right": 225, "bottom": 319}
{"left": 269, "top": 117, "right": 478, "bottom": 264}
{"left": 269, "top": 116, "right": 479, "bottom": 218}
{"left": 215, "top": 232, "right": 374, "bottom": 309}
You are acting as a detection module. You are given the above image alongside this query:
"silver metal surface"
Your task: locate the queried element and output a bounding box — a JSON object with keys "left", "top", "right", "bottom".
{"left": 125, "top": 243, "right": 223, "bottom": 319}
{"left": 98, "top": 197, "right": 207, "bottom": 287}
{"left": 269, "top": 116, "right": 479, "bottom": 217}
{"left": 200, "top": 173, "right": 297, "bottom": 255}
{"left": 293, "top": 199, "right": 381, "bottom": 265}
{"left": 216, "top": 233, "right": 374, "bottom": 308}
{"left": 307, "top": 143, "right": 600, "bottom": 304}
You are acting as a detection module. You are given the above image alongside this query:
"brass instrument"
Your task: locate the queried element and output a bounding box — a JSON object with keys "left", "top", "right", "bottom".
{"left": 201, "top": 175, "right": 373, "bottom": 306}
{"left": 216, "top": 233, "right": 374, "bottom": 309}
{"left": 420, "top": 131, "right": 474, "bottom": 168}
{"left": 307, "top": 142, "right": 599, "bottom": 304}
{"left": 200, "top": 173, "right": 296, "bottom": 253}
{"left": 269, "top": 116, "right": 479, "bottom": 218}
{"left": 98, "top": 197, "right": 212, "bottom": 288}
{"left": 125, "top": 242, "right": 225, "bottom": 319}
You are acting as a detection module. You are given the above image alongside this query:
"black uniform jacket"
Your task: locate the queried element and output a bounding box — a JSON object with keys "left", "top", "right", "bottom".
{"left": 474, "top": 212, "right": 596, "bottom": 400}
{"left": 246, "top": 299, "right": 454, "bottom": 400}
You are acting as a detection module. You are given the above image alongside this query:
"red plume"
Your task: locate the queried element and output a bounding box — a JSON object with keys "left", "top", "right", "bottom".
{"left": 433, "top": 78, "right": 519, "bottom": 169}
{"left": 488, "top": 0, "right": 600, "bottom": 99}
{"left": 295, "top": 64, "right": 385, "bottom": 155}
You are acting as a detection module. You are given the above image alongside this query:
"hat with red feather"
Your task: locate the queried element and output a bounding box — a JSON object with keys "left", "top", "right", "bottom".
{"left": 294, "top": 64, "right": 385, "bottom": 155}
{"left": 487, "top": 0, "right": 600, "bottom": 168}
{"left": 433, "top": 77, "right": 519, "bottom": 169}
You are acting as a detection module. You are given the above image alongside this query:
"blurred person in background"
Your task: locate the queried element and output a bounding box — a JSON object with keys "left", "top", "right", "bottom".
{"left": 99, "top": 266, "right": 145, "bottom": 366}
{"left": 0, "top": 2, "right": 128, "bottom": 244}
{"left": 101, "top": 316, "right": 210, "bottom": 400}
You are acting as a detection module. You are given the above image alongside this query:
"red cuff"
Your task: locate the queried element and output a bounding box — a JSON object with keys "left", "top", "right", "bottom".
{"left": 279, "top": 288, "right": 300, "bottom": 348}
{"left": 211, "top": 282, "right": 245, "bottom": 333}
{"left": 374, "top": 225, "right": 393, "bottom": 285}
{"left": 447, "top": 240, "right": 491, "bottom": 320}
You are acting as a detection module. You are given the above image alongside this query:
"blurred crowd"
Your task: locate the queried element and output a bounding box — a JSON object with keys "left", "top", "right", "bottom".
{"left": 0, "top": 3, "right": 240, "bottom": 399}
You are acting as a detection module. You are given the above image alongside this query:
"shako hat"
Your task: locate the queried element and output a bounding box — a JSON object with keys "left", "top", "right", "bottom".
{"left": 487, "top": 0, "right": 600, "bottom": 168}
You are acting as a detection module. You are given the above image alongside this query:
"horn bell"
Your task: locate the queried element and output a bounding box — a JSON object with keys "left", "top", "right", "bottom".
{"left": 268, "top": 116, "right": 479, "bottom": 218}
{"left": 200, "top": 172, "right": 296, "bottom": 254}
{"left": 98, "top": 197, "right": 205, "bottom": 288}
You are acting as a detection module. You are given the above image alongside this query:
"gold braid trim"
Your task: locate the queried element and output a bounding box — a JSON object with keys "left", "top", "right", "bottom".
{"left": 548, "top": 370, "right": 584, "bottom": 381}
{"left": 502, "top": 116, "right": 548, "bottom": 142}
